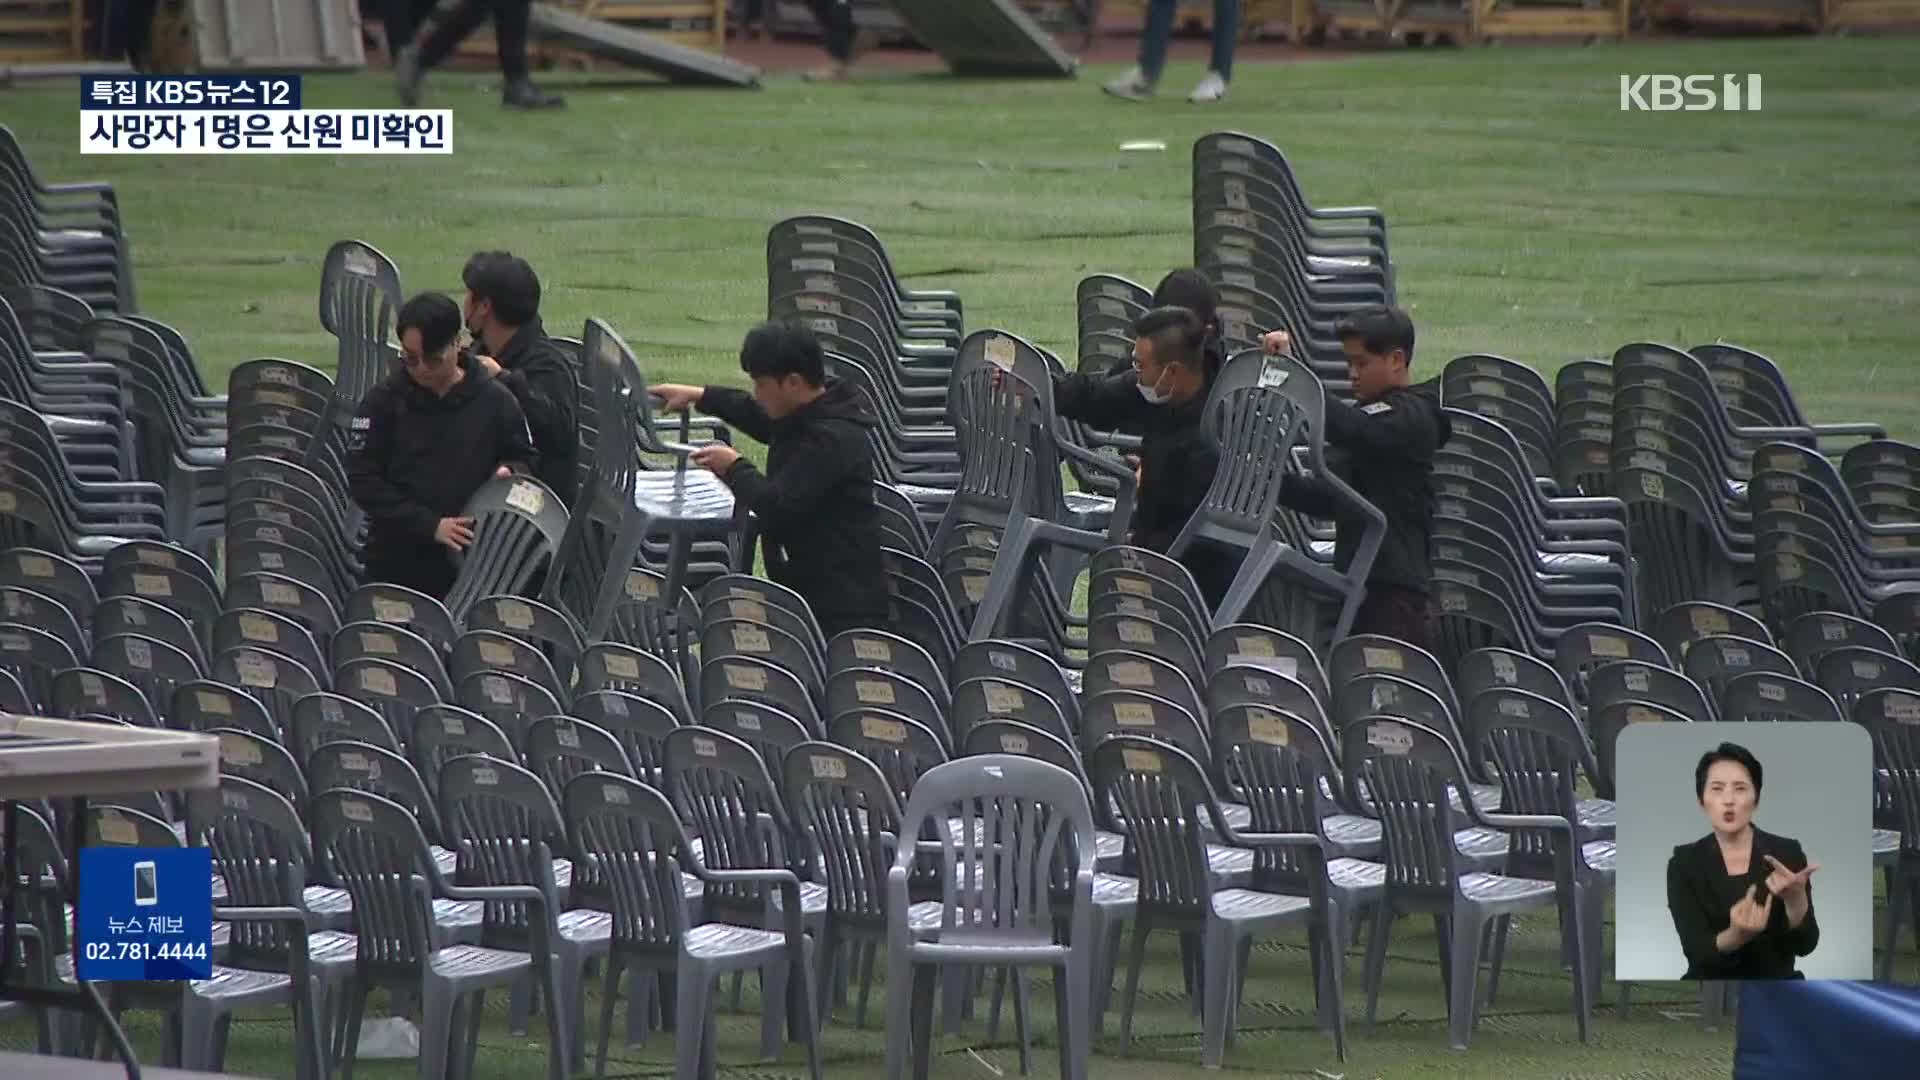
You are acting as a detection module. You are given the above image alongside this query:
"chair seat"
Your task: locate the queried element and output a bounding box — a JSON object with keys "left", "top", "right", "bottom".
{"left": 308, "top": 929, "right": 359, "bottom": 976}
{"left": 1096, "top": 829, "right": 1126, "bottom": 865}
{"left": 1539, "top": 551, "right": 1614, "bottom": 572}
{"left": 1325, "top": 813, "right": 1382, "bottom": 850}
{"left": 304, "top": 885, "right": 353, "bottom": 919}
{"left": 1220, "top": 802, "right": 1252, "bottom": 831}
{"left": 1207, "top": 844, "right": 1253, "bottom": 882}
{"left": 917, "top": 926, "right": 1061, "bottom": 955}
{"left": 1578, "top": 797, "right": 1615, "bottom": 834}
{"left": 685, "top": 921, "right": 786, "bottom": 959}
{"left": 212, "top": 922, "right": 230, "bottom": 951}
{"left": 683, "top": 873, "right": 704, "bottom": 900}
{"left": 632, "top": 469, "right": 735, "bottom": 521}
{"left": 429, "top": 943, "right": 532, "bottom": 979}
{"left": 1459, "top": 871, "right": 1556, "bottom": 906}
{"left": 1455, "top": 827, "right": 1509, "bottom": 860}
{"left": 558, "top": 909, "right": 613, "bottom": 945}
{"left": 907, "top": 899, "right": 946, "bottom": 933}
{"left": 432, "top": 899, "right": 484, "bottom": 929}
{"left": 1327, "top": 857, "right": 1388, "bottom": 891}
{"left": 72, "top": 535, "right": 136, "bottom": 556}
{"left": 188, "top": 966, "right": 293, "bottom": 1000}
{"left": 1092, "top": 874, "right": 1139, "bottom": 907}
{"left": 432, "top": 846, "right": 457, "bottom": 875}
{"left": 1213, "top": 888, "right": 1313, "bottom": 923}
{"left": 769, "top": 880, "right": 830, "bottom": 916}
{"left": 895, "top": 483, "right": 954, "bottom": 504}
{"left": 1309, "top": 540, "right": 1335, "bottom": 559}
{"left": 1874, "top": 829, "right": 1901, "bottom": 862}
{"left": 1064, "top": 492, "right": 1115, "bottom": 519}
{"left": 1582, "top": 840, "right": 1616, "bottom": 874}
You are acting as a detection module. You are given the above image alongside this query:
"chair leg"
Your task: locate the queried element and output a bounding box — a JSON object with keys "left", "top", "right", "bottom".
{"left": 1323, "top": 912, "right": 1349, "bottom": 1062}
{"left": 336, "top": 981, "right": 368, "bottom": 1080}
{"left": 673, "top": 970, "right": 710, "bottom": 1080}
{"left": 1447, "top": 910, "right": 1483, "bottom": 1051}
{"left": 759, "top": 955, "right": 789, "bottom": 1060}
{"left": 595, "top": 954, "right": 623, "bottom": 1080}
{"left": 1056, "top": 956, "right": 1091, "bottom": 1080}
{"left": 795, "top": 937, "right": 824, "bottom": 1080}
{"left": 1568, "top": 894, "right": 1594, "bottom": 1044}
{"left": 1482, "top": 915, "right": 1511, "bottom": 1009}
{"left": 1362, "top": 902, "right": 1393, "bottom": 1033}
{"left": 883, "top": 950, "right": 914, "bottom": 1080}
{"left": 462, "top": 991, "right": 486, "bottom": 1079}
{"left": 812, "top": 922, "right": 839, "bottom": 1032}
{"left": 1118, "top": 918, "right": 1152, "bottom": 1053}
{"left": 507, "top": 979, "right": 531, "bottom": 1036}
{"left": 911, "top": 965, "right": 939, "bottom": 1080}
{"left": 177, "top": 993, "right": 218, "bottom": 1072}
{"left": 1010, "top": 969, "right": 1032, "bottom": 1075}
{"left": 1201, "top": 921, "right": 1233, "bottom": 1068}
{"left": 854, "top": 942, "right": 877, "bottom": 1028}
{"left": 417, "top": 980, "right": 459, "bottom": 1080}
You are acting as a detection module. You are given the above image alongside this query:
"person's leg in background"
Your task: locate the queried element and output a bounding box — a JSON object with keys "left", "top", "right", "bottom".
{"left": 489, "top": 0, "right": 565, "bottom": 107}
{"left": 399, "top": 0, "right": 562, "bottom": 108}
{"left": 384, "top": 0, "right": 438, "bottom": 57}
{"left": 800, "top": 0, "right": 857, "bottom": 81}
{"left": 1189, "top": 0, "right": 1242, "bottom": 102}
{"left": 1104, "top": 0, "right": 1177, "bottom": 100}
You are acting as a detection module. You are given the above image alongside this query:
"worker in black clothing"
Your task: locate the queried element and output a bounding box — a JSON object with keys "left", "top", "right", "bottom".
{"left": 1263, "top": 305, "right": 1452, "bottom": 649}
{"left": 1053, "top": 304, "right": 1241, "bottom": 608}
{"left": 461, "top": 252, "right": 578, "bottom": 507}
{"left": 739, "top": 0, "right": 861, "bottom": 81}
{"left": 648, "top": 321, "right": 888, "bottom": 638}
{"left": 387, "top": 0, "right": 564, "bottom": 109}
{"left": 347, "top": 292, "right": 538, "bottom": 601}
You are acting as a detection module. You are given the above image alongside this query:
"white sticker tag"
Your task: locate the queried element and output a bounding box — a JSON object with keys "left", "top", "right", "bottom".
{"left": 132, "top": 573, "right": 171, "bottom": 598}
{"left": 624, "top": 574, "right": 660, "bottom": 601}
{"left": 1109, "top": 661, "right": 1153, "bottom": 688}
{"left": 479, "top": 639, "right": 516, "bottom": 667}
{"left": 1233, "top": 636, "right": 1275, "bottom": 658}
{"left": 556, "top": 724, "right": 580, "bottom": 749}
{"left": 728, "top": 598, "right": 769, "bottom": 623}
{"left": 1257, "top": 360, "right": 1290, "bottom": 389}
{"left": 362, "top": 632, "right": 399, "bottom": 657}
{"left": 236, "top": 652, "right": 276, "bottom": 688}
{"left": 1627, "top": 706, "right": 1665, "bottom": 724}
{"left": 603, "top": 652, "right": 641, "bottom": 680}
{"left": 239, "top": 613, "right": 279, "bottom": 643}
{"left": 856, "top": 679, "right": 896, "bottom": 705}
{"left": 342, "top": 799, "right": 373, "bottom": 823}
{"left": 853, "top": 638, "right": 891, "bottom": 663}
{"left": 693, "top": 736, "right": 718, "bottom": 758}
{"left": 262, "top": 581, "right": 300, "bottom": 608}
{"left": 1853, "top": 659, "right": 1883, "bottom": 680}
{"left": 98, "top": 811, "right": 139, "bottom": 846}
{"left": 810, "top": 754, "right": 847, "bottom": 780}
{"left": 81, "top": 672, "right": 106, "bottom": 702}
{"left": 441, "top": 713, "right": 467, "bottom": 736}
{"left": 499, "top": 600, "right": 535, "bottom": 631}
{"left": 1231, "top": 654, "right": 1298, "bottom": 680}
{"left": 602, "top": 783, "right": 630, "bottom": 805}
{"left": 1361, "top": 401, "right": 1393, "bottom": 415}
{"left": 1117, "top": 620, "right": 1155, "bottom": 646}
{"left": 862, "top": 716, "right": 907, "bottom": 743}
{"left": 485, "top": 676, "right": 514, "bottom": 705}
{"left": 360, "top": 666, "right": 397, "bottom": 697}
{"left": 983, "top": 335, "right": 1016, "bottom": 371}
{"left": 983, "top": 682, "right": 1025, "bottom": 715}
{"left": 600, "top": 694, "right": 628, "bottom": 718}
{"left": 220, "top": 732, "right": 262, "bottom": 765}
{"left": 1491, "top": 654, "right": 1518, "bottom": 684}
{"left": 1625, "top": 667, "right": 1651, "bottom": 693}
{"left": 123, "top": 638, "right": 152, "bottom": 670}
{"left": 1590, "top": 635, "right": 1631, "bottom": 659}
{"left": 1248, "top": 709, "right": 1289, "bottom": 747}
{"left": 987, "top": 650, "right": 1017, "bottom": 673}
{"left": 725, "top": 665, "right": 766, "bottom": 692}
{"left": 999, "top": 733, "right": 1029, "bottom": 753}
{"left": 1122, "top": 747, "right": 1162, "bottom": 772}
{"left": 1362, "top": 646, "right": 1404, "bottom": 671}
{"left": 1498, "top": 697, "right": 1530, "bottom": 718}
{"left": 731, "top": 626, "right": 771, "bottom": 653}
{"left": 1758, "top": 681, "right": 1787, "bottom": 703}
{"left": 197, "top": 690, "right": 232, "bottom": 716}
{"left": 1113, "top": 702, "right": 1155, "bottom": 726}
{"left": 1723, "top": 645, "right": 1752, "bottom": 667}
{"left": 1691, "top": 609, "right": 1729, "bottom": 636}
{"left": 505, "top": 481, "right": 545, "bottom": 515}
{"left": 1367, "top": 721, "right": 1413, "bottom": 755}
{"left": 733, "top": 709, "right": 762, "bottom": 732}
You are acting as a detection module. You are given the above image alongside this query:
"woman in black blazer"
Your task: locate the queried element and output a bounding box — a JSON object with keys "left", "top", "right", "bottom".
{"left": 1667, "top": 742, "right": 1821, "bottom": 979}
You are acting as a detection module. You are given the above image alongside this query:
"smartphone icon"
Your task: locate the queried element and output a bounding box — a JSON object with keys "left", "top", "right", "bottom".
{"left": 133, "top": 861, "right": 158, "bottom": 907}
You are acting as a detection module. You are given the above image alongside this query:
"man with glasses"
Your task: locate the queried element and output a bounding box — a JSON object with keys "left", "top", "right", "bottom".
{"left": 347, "top": 291, "right": 538, "bottom": 600}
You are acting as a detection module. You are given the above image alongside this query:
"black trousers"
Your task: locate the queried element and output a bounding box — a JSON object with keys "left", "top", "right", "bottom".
{"left": 387, "top": 0, "right": 533, "bottom": 81}
{"left": 742, "top": 0, "right": 854, "bottom": 61}
{"left": 363, "top": 547, "right": 458, "bottom": 603}
{"left": 1348, "top": 584, "right": 1433, "bottom": 653}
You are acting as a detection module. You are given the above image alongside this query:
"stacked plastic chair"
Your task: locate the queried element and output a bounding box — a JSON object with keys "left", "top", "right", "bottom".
{"left": 2, "top": 292, "right": 134, "bottom": 483}
{"left": 1552, "top": 358, "right": 1613, "bottom": 498}
{"left": 1074, "top": 273, "right": 1148, "bottom": 377}
{"left": 1746, "top": 441, "right": 1920, "bottom": 635}
{"left": 0, "top": 125, "right": 136, "bottom": 314}
{"left": 766, "top": 215, "right": 963, "bottom": 339}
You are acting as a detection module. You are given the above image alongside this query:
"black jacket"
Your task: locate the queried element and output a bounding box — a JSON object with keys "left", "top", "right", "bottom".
{"left": 1053, "top": 370, "right": 1219, "bottom": 554}
{"left": 1667, "top": 828, "right": 1818, "bottom": 980}
{"left": 346, "top": 354, "right": 537, "bottom": 593}
{"left": 484, "top": 318, "right": 579, "bottom": 508}
{"left": 1278, "top": 380, "right": 1452, "bottom": 595}
{"left": 700, "top": 380, "right": 888, "bottom": 635}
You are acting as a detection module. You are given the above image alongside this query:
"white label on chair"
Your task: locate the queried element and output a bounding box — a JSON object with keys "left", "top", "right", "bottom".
{"left": 1758, "top": 681, "right": 1787, "bottom": 703}
{"left": 962, "top": 575, "right": 988, "bottom": 604}
{"left": 1366, "top": 722, "right": 1413, "bottom": 755}
{"left": 1491, "top": 654, "right": 1518, "bottom": 684}
{"left": 797, "top": 296, "right": 843, "bottom": 316}
{"left": 260, "top": 553, "right": 288, "bottom": 571}
{"left": 81, "top": 672, "right": 106, "bottom": 702}
{"left": 239, "top": 614, "right": 280, "bottom": 643}
{"left": 340, "top": 751, "right": 369, "bottom": 773}
{"left": 342, "top": 249, "right": 377, "bottom": 277}
{"left": 1247, "top": 710, "right": 1289, "bottom": 747}
{"left": 853, "top": 638, "right": 891, "bottom": 663}
{"left": 372, "top": 597, "right": 414, "bottom": 623}
{"left": 999, "top": 733, "right": 1029, "bottom": 754}
{"left": 98, "top": 811, "right": 139, "bottom": 846}
{"left": 693, "top": 736, "right": 718, "bottom": 758}
{"left": 499, "top": 600, "right": 535, "bottom": 631}
{"left": 1370, "top": 684, "right": 1400, "bottom": 711}
{"left": 1216, "top": 155, "right": 1250, "bottom": 174}
{"left": 726, "top": 585, "right": 770, "bottom": 604}
{"left": 506, "top": 481, "right": 545, "bottom": 515}
{"left": 1109, "top": 662, "right": 1152, "bottom": 688}
{"left": 1875, "top": 469, "right": 1909, "bottom": 485}
{"left": 1639, "top": 474, "right": 1665, "bottom": 500}
{"left": 485, "top": 676, "right": 514, "bottom": 705}
{"left": 1241, "top": 674, "right": 1272, "bottom": 697}
{"left": 442, "top": 713, "right": 468, "bottom": 736}
{"left": 124, "top": 639, "right": 152, "bottom": 670}
{"left": 362, "top": 632, "right": 399, "bottom": 657}
{"left": 1776, "top": 554, "right": 1804, "bottom": 581}
{"left": 262, "top": 582, "right": 301, "bottom": 608}
{"left": 625, "top": 574, "right": 659, "bottom": 602}
{"left": 1817, "top": 619, "right": 1850, "bottom": 644}
{"left": 1222, "top": 179, "right": 1248, "bottom": 210}
{"left": 220, "top": 733, "right": 261, "bottom": 766}
{"left": 1590, "top": 635, "right": 1631, "bottom": 659}
{"left": 806, "top": 318, "right": 839, "bottom": 336}
{"left": 1468, "top": 379, "right": 1508, "bottom": 399}
{"left": 1439, "top": 589, "right": 1468, "bottom": 613}
{"left": 1628, "top": 452, "right": 1666, "bottom": 474}
{"left": 1691, "top": 609, "right": 1729, "bottom": 636}
{"left": 132, "top": 572, "right": 171, "bottom": 598}
{"left": 1498, "top": 697, "right": 1530, "bottom": 719}
{"left": 342, "top": 799, "right": 374, "bottom": 823}
{"left": 803, "top": 276, "right": 840, "bottom": 293}
{"left": 320, "top": 698, "right": 343, "bottom": 723}
{"left": 601, "top": 694, "right": 628, "bottom": 718}
{"left": 557, "top": 724, "right": 581, "bottom": 748}
{"left": 197, "top": 690, "right": 231, "bottom": 716}
{"left": 725, "top": 665, "right": 766, "bottom": 692}
{"left": 862, "top": 716, "right": 907, "bottom": 743}
{"left": 1886, "top": 696, "right": 1920, "bottom": 723}
{"left": 236, "top": 652, "right": 276, "bottom": 688}
{"left": 1213, "top": 210, "right": 1251, "bottom": 231}
{"left": 1361, "top": 647, "right": 1404, "bottom": 671}
{"left": 0, "top": 493, "right": 15, "bottom": 514}
{"left": 1232, "top": 635, "right": 1276, "bottom": 659}
{"left": 604, "top": 653, "right": 641, "bottom": 680}
{"left": 474, "top": 766, "right": 499, "bottom": 786}
{"left": 984, "top": 335, "right": 1016, "bottom": 372}
{"left": 1113, "top": 702, "right": 1155, "bottom": 726}
{"left": 602, "top": 783, "right": 630, "bottom": 804}
{"left": 360, "top": 666, "right": 398, "bottom": 697}
{"left": 135, "top": 547, "right": 176, "bottom": 568}
{"left": 1122, "top": 748, "right": 1162, "bottom": 772}
{"left": 1712, "top": 369, "right": 1747, "bottom": 391}
{"left": 1254, "top": 359, "right": 1291, "bottom": 391}
{"left": 1114, "top": 576, "right": 1152, "bottom": 598}
{"left": 988, "top": 651, "right": 1018, "bottom": 673}
{"left": 1117, "top": 598, "right": 1151, "bottom": 618}
{"left": 1624, "top": 668, "right": 1650, "bottom": 693}
{"left": 810, "top": 754, "right": 847, "bottom": 780}
{"left": 856, "top": 679, "right": 896, "bottom": 705}
{"left": 732, "top": 709, "right": 762, "bottom": 732}
{"left": 1853, "top": 659, "right": 1884, "bottom": 680}
{"left": 1118, "top": 620, "right": 1155, "bottom": 646}
{"left": 983, "top": 682, "right": 1025, "bottom": 715}
{"left": 1723, "top": 645, "right": 1752, "bottom": 667}
{"left": 967, "top": 529, "right": 1001, "bottom": 550}
{"left": 479, "top": 639, "right": 516, "bottom": 667}
{"left": 728, "top": 599, "right": 769, "bottom": 623}
{"left": 964, "top": 556, "right": 994, "bottom": 572}
{"left": 1634, "top": 431, "right": 1670, "bottom": 453}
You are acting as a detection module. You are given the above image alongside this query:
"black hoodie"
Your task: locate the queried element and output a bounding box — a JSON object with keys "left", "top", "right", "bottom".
{"left": 699, "top": 379, "right": 888, "bottom": 635}
{"left": 485, "top": 317, "right": 579, "bottom": 508}
{"left": 346, "top": 353, "right": 537, "bottom": 596}
{"left": 1278, "top": 379, "right": 1454, "bottom": 594}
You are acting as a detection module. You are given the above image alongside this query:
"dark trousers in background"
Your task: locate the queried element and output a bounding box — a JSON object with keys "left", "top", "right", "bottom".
{"left": 741, "top": 0, "right": 855, "bottom": 61}
{"left": 1138, "top": 0, "right": 1241, "bottom": 81}
{"left": 387, "top": 0, "right": 534, "bottom": 81}
{"left": 1347, "top": 584, "right": 1433, "bottom": 653}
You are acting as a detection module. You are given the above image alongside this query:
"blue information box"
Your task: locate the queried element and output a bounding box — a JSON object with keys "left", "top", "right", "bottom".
{"left": 75, "top": 847, "right": 214, "bottom": 981}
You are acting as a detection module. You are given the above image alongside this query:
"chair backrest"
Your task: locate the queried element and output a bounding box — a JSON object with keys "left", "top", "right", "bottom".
{"left": 1334, "top": 672, "right": 1467, "bottom": 758}
{"left": 950, "top": 676, "right": 1074, "bottom": 747}
{"left": 1328, "top": 634, "right": 1460, "bottom": 720}
{"left": 226, "top": 572, "right": 340, "bottom": 640}
{"left": 1586, "top": 658, "right": 1715, "bottom": 723}
{"left": 824, "top": 667, "right": 943, "bottom": 742}
{"left": 308, "top": 739, "right": 442, "bottom": 842}
{"left": 1813, "top": 646, "right": 1920, "bottom": 716}
{"left": 311, "top": 789, "right": 439, "bottom": 977}
{"left": 444, "top": 475, "right": 569, "bottom": 623}
{"left": 1178, "top": 352, "right": 1308, "bottom": 550}
{"left": 825, "top": 628, "right": 948, "bottom": 704}
{"left": 456, "top": 669, "right": 560, "bottom": 748}
{"left": 339, "top": 657, "right": 443, "bottom": 748}
{"left": 1087, "top": 737, "right": 1234, "bottom": 919}
{"left": 1206, "top": 663, "right": 1335, "bottom": 752}
{"left": 50, "top": 667, "right": 155, "bottom": 726}
{"left": 212, "top": 644, "right": 322, "bottom": 729}
{"left": 1854, "top": 688, "right": 1920, "bottom": 848}
{"left": 99, "top": 563, "right": 220, "bottom": 631}
{"left": 1586, "top": 698, "right": 1693, "bottom": 799}
{"left": 1653, "top": 601, "right": 1774, "bottom": 666}
{"left": 570, "top": 689, "right": 680, "bottom": 780}
{"left": 1463, "top": 689, "right": 1591, "bottom": 874}
{"left": 317, "top": 240, "right": 403, "bottom": 418}
{"left": 699, "top": 698, "right": 813, "bottom": 781}
{"left": 897, "top": 754, "right": 1095, "bottom": 939}
{"left": 1204, "top": 623, "right": 1329, "bottom": 704}
{"left": 1455, "top": 647, "right": 1574, "bottom": 712}
{"left": 333, "top": 621, "right": 451, "bottom": 699}
{"left": 702, "top": 617, "right": 823, "bottom": 695}
{"left": 449, "top": 629, "right": 563, "bottom": 703}
{"left": 781, "top": 741, "right": 909, "bottom": 928}
{"left": 1719, "top": 671, "right": 1844, "bottom": 723}
{"left": 1086, "top": 612, "right": 1202, "bottom": 677}
{"left": 0, "top": 547, "right": 96, "bottom": 627}
{"left": 171, "top": 680, "right": 276, "bottom": 740}
{"left": 462, "top": 594, "right": 585, "bottom": 689}
{"left": 1785, "top": 611, "right": 1901, "bottom": 675}
{"left": 1079, "top": 688, "right": 1209, "bottom": 765}
{"left": 344, "top": 583, "right": 458, "bottom": 655}
{"left": 90, "top": 633, "right": 201, "bottom": 723}
{"left": 1551, "top": 623, "right": 1672, "bottom": 705}
{"left": 661, "top": 725, "right": 794, "bottom": 924}
{"left": 575, "top": 641, "right": 692, "bottom": 725}
{"left": 1209, "top": 706, "right": 1342, "bottom": 892}
{"left": 212, "top": 607, "right": 327, "bottom": 679}
{"left": 561, "top": 772, "right": 690, "bottom": 954}
{"left": 952, "top": 638, "right": 1079, "bottom": 727}
{"left": 1683, "top": 634, "right": 1799, "bottom": 704}
{"left": 290, "top": 691, "right": 399, "bottom": 762}
{"left": 928, "top": 363, "right": 1042, "bottom": 561}
{"left": 700, "top": 574, "right": 828, "bottom": 657}
{"left": 1, "top": 585, "right": 85, "bottom": 659}
{"left": 1082, "top": 649, "right": 1202, "bottom": 719}
{"left": 199, "top": 777, "right": 315, "bottom": 970}
{"left": 438, "top": 754, "right": 567, "bottom": 936}
{"left": 0, "top": 621, "right": 76, "bottom": 710}
{"left": 103, "top": 539, "right": 218, "bottom": 595}
{"left": 411, "top": 704, "right": 516, "bottom": 799}
{"left": 1340, "top": 717, "right": 1470, "bottom": 901}
{"left": 94, "top": 596, "right": 203, "bottom": 669}
{"left": 700, "top": 654, "right": 819, "bottom": 730}
{"left": 825, "top": 709, "right": 949, "bottom": 810}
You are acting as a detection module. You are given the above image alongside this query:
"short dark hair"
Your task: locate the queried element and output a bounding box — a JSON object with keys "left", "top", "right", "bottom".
{"left": 1151, "top": 269, "right": 1224, "bottom": 377}
{"left": 739, "top": 321, "right": 825, "bottom": 387}
{"left": 1336, "top": 305, "right": 1417, "bottom": 366}
{"left": 396, "top": 292, "right": 462, "bottom": 354}
{"left": 462, "top": 251, "right": 541, "bottom": 326}
{"left": 1694, "top": 742, "right": 1764, "bottom": 803}
{"left": 1132, "top": 306, "right": 1206, "bottom": 370}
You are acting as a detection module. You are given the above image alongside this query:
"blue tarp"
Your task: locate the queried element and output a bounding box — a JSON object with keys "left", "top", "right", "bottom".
{"left": 1734, "top": 981, "right": 1920, "bottom": 1078}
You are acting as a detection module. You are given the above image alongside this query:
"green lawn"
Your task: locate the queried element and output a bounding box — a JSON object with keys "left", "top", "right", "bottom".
{"left": 6, "top": 32, "right": 1919, "bottom": 1078}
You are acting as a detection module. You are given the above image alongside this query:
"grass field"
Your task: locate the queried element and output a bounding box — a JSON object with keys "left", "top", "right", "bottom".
{"left": 6, "top": 30, "right": 1920, "bottom": 1079}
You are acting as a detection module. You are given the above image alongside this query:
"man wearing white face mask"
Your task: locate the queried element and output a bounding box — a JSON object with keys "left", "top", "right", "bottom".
{"left": 1053, "top": 305, "right": 1238, "bottom": 606}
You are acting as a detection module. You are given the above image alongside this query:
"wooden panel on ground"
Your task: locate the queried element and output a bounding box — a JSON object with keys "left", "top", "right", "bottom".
{"left": 0, "top": 0, "right": 83, "bottom": 61}
{"left": 1651, "top": 0, "right": 1819, "bottom": 27}
{"left": 1313, "top": 0, "right": 1630, "bottom": 41}
{"left": 1823, "top": 0, "right": 1920, "bottom": 26}
{"left": 527, "top": 1, "right": 761, "bottom": 85}
{"left": 887, "top": 0, "right": 1079, "bottom": 76}
{"left": 187, "top": 0, "right": 367, "bottom": 71}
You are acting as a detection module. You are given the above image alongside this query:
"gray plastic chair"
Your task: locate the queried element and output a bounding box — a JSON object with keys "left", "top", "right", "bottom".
{"left": 0, "top": 620, "right": 76, "bottom": 711}
{"left": 1813, "top": 646, "right": 1920, "bottom": 717}
{"left": 211, "top": 608, "right": 328, "bottom": 687}
{"left": 1652, "top": 601, "right": 1774, "bottom": 667}
{"left": 562, "top": 771, "right": 821, "bottom": 1080}
{"left": 1090, "top": 736, "right": 1334, "bottom": 1066}
{"left": 343, "top": 583, "right": 458, "bottom": 656}
{"left": 1343, "top": 718, "right": 1579, "bottom": 1050}
{"left": 700, "top": 654, "right": 820, "bottom": 733}
{"left": 170, "top": 680, "right": 277, "bottom": 740}
{"left": 1719, "top": 671, "right": 1844, "bottom": 723}
{"left": 1551, "top": 623, "right": 1672, "bottom": 707}
{"left": 884, "top": 754, "right": 1095, "bottom": 1080}
{"left": 312, "top": 788, "right": 566, "bottom": 1080}
{"left": 445, "top": 475, "right": 569, "bottom": 625}
{"left": 951, "top": 675, "right": 1074, "bottom": 747}
{"left": 450, "top": 629, "right": 564, "bottom": 704}
{"left": 50, "top": 666, "right": 155, "bottom": 726}
{"left": 826, "top": 709, "right": 949, "bottom": 811}
{"left": 1684, "top": 634, "right": 1799, "bottom": 705}
{"left": 575, "top": 640, "right": 693, "bottom": 724}
{"left": 825, "top": 628, "right": 949, "bottom": 706}
{"left": 1329, "top": 634, "right": 1463, "bottom": 721}
{"left": 525, "top": 714, "right": 636, "bottom": 801}
{"left": 333, "top": 621, "right": 452, "bottom": 700}
{"left": 1456, "top": 647, "right": 1575, "bottom": 713}
{"left": 702, "top": 616, "right": 824, "bottom": 697}
{"left": 1785, "top": 610, "right": 1902, "bottom": 675}
{"left": 951, "top": 638, "right": 1081, "bottom": 730}
{"left": 1587, "top": 658, "right": 1716, "bottom": 725}
{"left": 700, "top": 573, "right": 829, "bottom": 665}
{"left": 94, "top": 595, "right": 205, "bottom": 672}
{"left": 226, "top": 572, "right": 340, "bottom": 642}
{"left": 338, "top": 657, "right": 444, "bottom": 752}
{"left": 456, "top": 669, "right": 560, "bottom": 750}
{"left": 290, "top": 691, "right": 399, "bottom": 766}
{"left": 410, "top": 705, "right": 516, "bottom": 799}
{"left": 463, "top": 594, "right": 585, "bottom": 691}
{"left": 1, "top": 584, "right": 85, "bottom": 659}
{"left": 570, "top": 689, "right": 681, "bottom": 782}
{"left": 92, "top": 632, "right": 201, "bottom": 726}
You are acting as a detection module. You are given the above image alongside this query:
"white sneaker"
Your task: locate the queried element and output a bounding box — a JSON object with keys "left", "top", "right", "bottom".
{"left": 1189, "top": 71, "right": 1229, "bottom": 103}
{"left": 1103, "top": 66, "right": 1155, "bottom": 101}
{"left": 357, "top": 1017, "right": 421, "bottom": 1059}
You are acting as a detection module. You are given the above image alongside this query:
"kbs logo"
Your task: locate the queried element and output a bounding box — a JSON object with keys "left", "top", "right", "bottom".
{"left": 1619, "top": 74, "right": 1763, "bottom": 111}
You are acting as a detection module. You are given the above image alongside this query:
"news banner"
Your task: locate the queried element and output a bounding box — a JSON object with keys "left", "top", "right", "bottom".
{"left": 81, "top": 74, "right": 451, "bottom": 155}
